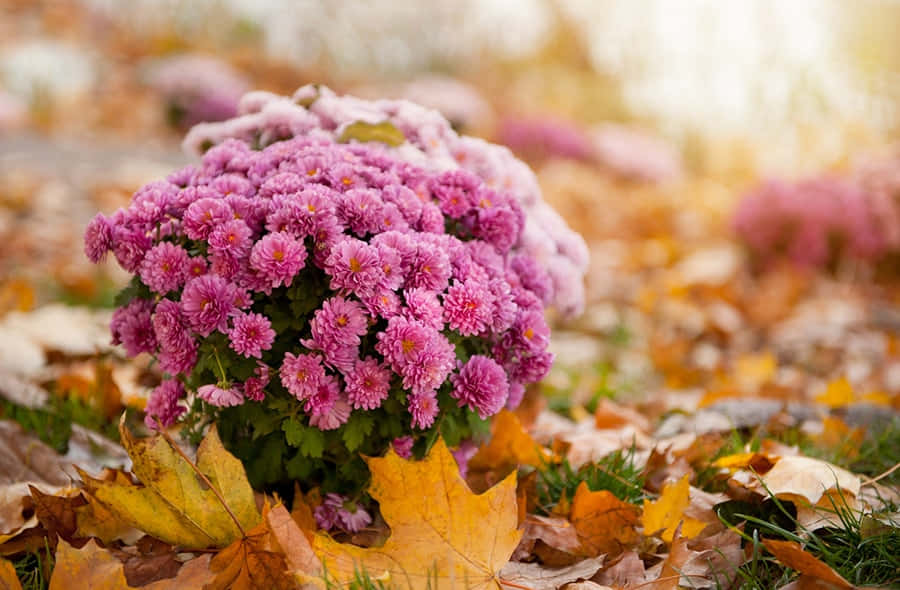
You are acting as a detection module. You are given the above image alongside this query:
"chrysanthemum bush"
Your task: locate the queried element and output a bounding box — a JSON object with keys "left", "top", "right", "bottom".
{"left": 84, "top": 85, "right": 588, "bottom": 525}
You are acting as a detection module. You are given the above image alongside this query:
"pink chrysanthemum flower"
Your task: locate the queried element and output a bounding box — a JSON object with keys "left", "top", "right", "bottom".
{"left": 431, "top": 169, "right": 479, "bottom": 218}
{"left": 406, "top": 246, "right": 451, "bottom": 292}
{"left": 242, "top": 362, "right": 270, "bottom": 401}
{"left": 303, "top": 374, "right": 340, "bottom": 417}
{"left": 152, "top": 299, "right": 197, "bottom": 375}
{"left": 279, "top": 352, "right": 326, "bottom": 400}
{"left": 112, "top": 226, "right": 152, "bottom": 273}
{"left": 198, "top": 383, "right": 244, "bottom": 407}
{"left": 180, "top": 274, "right": 235, "bottom": 336}
{"left": 208, "top": 218, "right": 253, "bottom": 258}
{"left": 408, "top": 391, "right": 439, "bottom": 429}
{"left": 345, "top": 357, "right": 392, "bottom": 410}
{"left": 336, "top": 497, "right": 372, "bottom": 532}
{"left": 144, "top": 379, "right": 186, "bottom": 429}
{"left": 392, "top": 435, "right": 414, "bottom": 459}
{"left": 111, "top": 299, "right": 157, "bottom": 357}
{"left": 307, "top": 296, "right": 368, "bottom": 348}
{"left": 183, "top": 197, "right": 234, "bottom": 240}
{"left": 451, "top": 355, "right": 509, "bottom": 419}
{"left": 309, "top": 395, "right": 351, "bottom": 430}
{"left": 402, "top": 288, "right": 444, "bottom": 330}
{"left": 140, "top": 242, "right": 191, "bottom": 294}
{"left": 228, "top": 312, "right": 275, "bottom": 358}
{"left": 325, "top": 237, "right": 383, "bottom": 296}
{"left": 84, "top": 213, "right": 113, "bottom": 263}
{"left": 249, "top": 231, "right": 308, "bottom": 291}
{"left": 443, "top": 279, "right": 494, "bottom": 336}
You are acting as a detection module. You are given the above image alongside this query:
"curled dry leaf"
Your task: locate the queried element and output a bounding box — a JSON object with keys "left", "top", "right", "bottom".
{"left": 314, "top": 438, "right": 521, "bottom": 590}
{"left": 758, "top": 456, "right": 861, "bottom": 505}
{"left": 80, "top": 422, "right": 260, "bottom": 550}
{"left": 499, "top": 556, "right": 605, "bottom": 590}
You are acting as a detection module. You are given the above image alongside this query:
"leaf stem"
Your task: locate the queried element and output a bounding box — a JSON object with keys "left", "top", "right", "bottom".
{"left": 154, "top": 418, "right": 247, "bottom": 538}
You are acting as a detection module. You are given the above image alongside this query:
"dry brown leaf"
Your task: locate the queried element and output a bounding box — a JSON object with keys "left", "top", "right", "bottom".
{"left": 206, "top": 523, "right": 297, "bottom": 590}
{"left": 142, "top": 554, "right": 213, "bottom": 590}
{"left": 314, "top": 438, "right": 521, "bottom": 590}
{"left": 265, "top": 504, "right": 321, "bottom": 576}
{"left": 594, "top": 398, "right": 651, "bottom": 432}
{"left": 758, "top": 456, "right": 860, "bottom": 505}
{"left": 594, "top": 551, "right": 647, "bottom": 588}
{"left": 0, "top": 557, "right": 22, "bottom": 590}
{"left": 569, "top": 482, "right": 640, "bottom": 558}
{"left": 762, "top": 539, "right": 853, "bottom": 589}
{"left": 644, "top": 532, "right": 705, "bottom": 590}
{"left": 499, "top": 556, "right": 606, "bottom": 590}
{"left": 513, "top": 514, "right": 581, "bottom": 564}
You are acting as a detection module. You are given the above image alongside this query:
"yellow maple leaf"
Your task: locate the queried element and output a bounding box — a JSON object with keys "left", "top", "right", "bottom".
{"left": 80, "top": 420, "right": 260, "bottom": 550}
{"left": 468, "top": 410, "right": 549, "bottom": 472}
{"left": 642, "top": 475, "right": 706, "bottom": 543}
{"left": 313, "top": 438, "right": 521, "bottom": 590}
{"left": 815, "top": 378, "right": 854, "bottom": 408}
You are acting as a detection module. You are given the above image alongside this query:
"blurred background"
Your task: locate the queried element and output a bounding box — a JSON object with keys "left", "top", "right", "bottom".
{"left": 2, "top": 0, "right": 900, "bottom": 417}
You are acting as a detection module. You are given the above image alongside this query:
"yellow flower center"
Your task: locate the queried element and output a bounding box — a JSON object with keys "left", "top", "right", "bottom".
{"left": 349, "top": 257, "right": 362, "bottom": 272}
{"left": 401, "top": 339, "right": 416, "bottom": 354}
{"left": 336, "top": 315, "right": 348, "bottom": 327}
{"left": 272, "top": 250, "right": 284, "bottom": 261}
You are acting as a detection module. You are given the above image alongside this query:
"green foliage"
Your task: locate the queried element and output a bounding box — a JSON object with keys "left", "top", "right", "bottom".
{"left": 12, "top": 543, "right": 52, "bottom": 590}
{"left": 0, "top": 394, "right": 121, "bottom": 454}
{"left": 717, "top": 484, "right": 900, "bottom": 588}
{"left": 535, "top": 445, "right": 645, "bottom": 512}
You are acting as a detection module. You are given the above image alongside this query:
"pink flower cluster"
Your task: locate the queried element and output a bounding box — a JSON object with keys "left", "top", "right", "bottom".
{"left": 144, "top": 55, "right": 249, "bottom": 128}
{"left": 497, "top": 116, "right": 596, "bottom": 163}
{"left": 183, "top": 85, "right": 589, "bottom": 317}
{"left": 87, "top": 129, "right": 556, "bottom": 433}
{"left": 733, "top": 175, "right": 887, "bottom": 269}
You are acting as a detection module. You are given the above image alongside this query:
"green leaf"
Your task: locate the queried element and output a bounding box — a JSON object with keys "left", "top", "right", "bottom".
{"left": 338, "top": 120, "right": 406, "bottom": 147}
{"left": 282, "top": 418, "right": 326, "bottom": 458}
{"left": 342, "top": 414, "right": 375, "bottom": 452}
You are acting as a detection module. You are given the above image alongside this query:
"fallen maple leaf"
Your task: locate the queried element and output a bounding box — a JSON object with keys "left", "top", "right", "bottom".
{"left": 80, "top": 421, "right": 260, "bottom": 550}
{"left": 762, "top": 539, "right": 853, "bottom": 589}
{"left": 48, "top": 538, "right": 214, "bottom": 590}
{"left": 468, "top": 410, "right": 549, "bottom": 473}
{"left": 314, "top": 438, "right": 521, "bottom": 590}
{"left": 569, "top": 482, "right": 640, "bottom": 558}
{"left": 642, "top": 475, "right": 706, "bottom": 542}
{"left": 0, "top": 557, "right": 22, "bottom": 590}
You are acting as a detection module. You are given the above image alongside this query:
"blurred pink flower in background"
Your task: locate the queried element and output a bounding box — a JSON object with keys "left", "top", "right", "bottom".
{"left": 591, "top": 124, "right": 682, "bottom": 183}
{"left": 497, "top": 115, "right": 595, "bottom": 163}
{"left": 144, "top": 55, "right": 250, "bottom": 128}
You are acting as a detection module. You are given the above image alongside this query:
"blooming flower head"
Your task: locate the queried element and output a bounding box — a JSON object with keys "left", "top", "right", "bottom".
{"left": 198, "top": 383, "right": 244, "bottom": 407}
{"left": 325, "top": 237, "right": 383, "bottom": 296}
{"left": 392, "top": 436, "right": 414, "bottom": 459}
{"left": 180, "top": 274, "right": 235, "bottom": 337}
{"left": 345, "top": 357, "right": 392, "bottom": 410}
{"left": 451, "top": 355, "right": 509, "bottom": 419}
{"left": 408, "top": 391, "right": 439, "bottom": 429}
{"left": 278, "top": 352, "right": 327, "bottom": 401}
{"left": 84, "top": 213, "right": 113, "bottom": 263}
{"left": 140, "top": 242, "right": 190, "bottom": 294}
{"left": 144, "top": 379, "right": 186, "bottom": 429}
{"left": 249, "top": 231, "right": 307, "bottom": 291}
{"left": 111, "top": 299, "right": 157, "bottom": 357}
{"left": 443, "top": 279, "right": 494, "bottom": 336}
{"left": 229, "top": 312, "right": 276, "bottom": 358}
